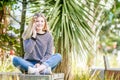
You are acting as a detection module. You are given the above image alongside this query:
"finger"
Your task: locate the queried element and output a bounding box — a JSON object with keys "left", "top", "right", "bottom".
{"left": 34, "top": 64, "right": 38, "bottom": 67}
{"left": 32, "top": 24, "right": 37, "bottom": 30}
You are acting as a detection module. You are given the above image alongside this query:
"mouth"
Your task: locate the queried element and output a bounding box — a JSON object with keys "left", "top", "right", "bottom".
{"left": 36, "top": 25, "right": 43, "bottom": 29}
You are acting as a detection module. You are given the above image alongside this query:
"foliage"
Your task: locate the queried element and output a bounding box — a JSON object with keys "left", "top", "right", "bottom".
{"left": 0, "top": 0, "right": 16, "bottom": 7}
{"left": 99, "top": 0, "right": 120, "bottom": 54}
{"left": 44, "top": 1, "right": 95, "bottom": 71}
{"left": 0, "top": 0, "right": 21, "bottom": 55}
{"left": 0, "top": 57, "right": 20, "bottom": 72}
{"left": 0, "top": 25, "right": 21, "bottom": 56}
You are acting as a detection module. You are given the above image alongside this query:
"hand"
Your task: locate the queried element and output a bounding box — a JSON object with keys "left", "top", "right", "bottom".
{"left": 34, "top": 63, "right": 41, "bottom": 68}
{"left": 32, "top": 23, "right": 37, "bottom": 38}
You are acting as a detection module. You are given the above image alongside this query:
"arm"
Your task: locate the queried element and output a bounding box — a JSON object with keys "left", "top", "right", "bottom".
{"left": 40, "top": 34, "right": 53, "bottom": 62}
{"left": 23, "top": 38, "right": 36, "bottom": 53}
{"left": 23, "top": 22, "right": 37, "bottom": 53}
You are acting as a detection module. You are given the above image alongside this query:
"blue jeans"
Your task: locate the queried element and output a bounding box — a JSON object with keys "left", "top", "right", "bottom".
{"left": 12, "top": 53, "right": 62, "bottom": 72}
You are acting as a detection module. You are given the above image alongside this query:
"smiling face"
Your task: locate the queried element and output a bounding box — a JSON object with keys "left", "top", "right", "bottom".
{"left": 34, "top": 16, "right": 45, "bottom": 31}
{"left": 32, "top": 13, "right": 48, "bottom": 32}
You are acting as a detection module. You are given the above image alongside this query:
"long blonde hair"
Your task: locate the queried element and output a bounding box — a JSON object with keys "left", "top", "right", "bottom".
{"left": 22, "top": 13, "right": 49, "bottom": 40}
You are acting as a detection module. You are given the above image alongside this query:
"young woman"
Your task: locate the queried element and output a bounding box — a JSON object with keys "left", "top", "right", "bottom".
{"left": 12, "top": 13, "right": 62, "bottom": 74}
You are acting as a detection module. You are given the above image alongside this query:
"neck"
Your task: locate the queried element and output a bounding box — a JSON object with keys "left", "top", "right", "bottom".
{"left": 37, "top": 30, "right": 45, "bottom": 34}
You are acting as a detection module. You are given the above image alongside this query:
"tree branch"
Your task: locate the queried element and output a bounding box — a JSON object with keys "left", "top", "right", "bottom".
{"left": 16, "top": 0, "right": 22, "bottom": 3}
{"left": 9, "top": 13, "right": 21, "bottom": 25}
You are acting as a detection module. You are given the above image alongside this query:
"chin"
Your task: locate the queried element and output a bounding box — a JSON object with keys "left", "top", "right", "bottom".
{"left": 37, "top": 28, "right": 43, "bottom": 31}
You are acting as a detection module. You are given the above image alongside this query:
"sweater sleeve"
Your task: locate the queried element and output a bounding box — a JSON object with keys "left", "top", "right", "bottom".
{"left": 23, "top": 38, "right": 36, "bottom": 54}
{"left": 40, "top": 34, "right": 53, "bottom": 62}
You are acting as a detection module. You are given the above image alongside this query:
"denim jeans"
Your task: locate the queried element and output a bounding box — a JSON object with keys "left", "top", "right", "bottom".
{"left": 12, "top": 53, "right": 62, "bottom": 72}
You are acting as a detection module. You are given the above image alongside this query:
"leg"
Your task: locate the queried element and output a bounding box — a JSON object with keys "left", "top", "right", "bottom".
{"left": 38, "top": 53, "right": 62, "bottom": 71}
{"left": 12, "top": 56, "right": 35, "bottom": 72}
{"left": 28, "top": 53, "right": 62, "bottom": 74}
{"left": 43, "top": 53, "right": 62, "bottom": 69}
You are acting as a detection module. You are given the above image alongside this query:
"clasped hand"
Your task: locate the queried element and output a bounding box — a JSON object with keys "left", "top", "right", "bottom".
{"left": 32, "top": 23, "right": 37, "bottom": 38}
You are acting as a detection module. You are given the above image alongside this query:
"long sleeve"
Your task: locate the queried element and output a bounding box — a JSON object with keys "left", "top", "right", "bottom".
{"left": 24, "top": 32, "right": 54, "bottom": 61}
{"left": 40, "top": 34, "right": 53, "bottom": 62}
{"left": 23, "top": 38, "right": 36, "bottom": 54}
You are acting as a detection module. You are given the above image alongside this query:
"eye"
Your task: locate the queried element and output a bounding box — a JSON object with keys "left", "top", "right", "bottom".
{"left": 41, "top": 20, "right": 44, "bottom": 22}
{"left": 36, "top": 20, "right": 39, "bottom": 22}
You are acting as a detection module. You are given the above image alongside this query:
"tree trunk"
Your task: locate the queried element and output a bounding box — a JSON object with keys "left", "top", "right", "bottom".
{"left": 0, "top": 6, "right": 9, "bottom": 34}
{"left": 55, "top": 50, "right": 72, "bottom": 80}
{"left": 20, "top": 0, "right": 27, "bottom": 57}
{"left": 55, "top": 39, "right": 72, "bottom": 80}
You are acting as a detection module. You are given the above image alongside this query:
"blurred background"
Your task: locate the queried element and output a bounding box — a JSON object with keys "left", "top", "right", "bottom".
{"left": 0, "top": 0, "right": 120, "bottom": 80}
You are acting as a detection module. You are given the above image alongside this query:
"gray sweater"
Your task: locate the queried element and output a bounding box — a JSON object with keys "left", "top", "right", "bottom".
{"left": 23, "top": 32, "right": 53, "bottom": 63}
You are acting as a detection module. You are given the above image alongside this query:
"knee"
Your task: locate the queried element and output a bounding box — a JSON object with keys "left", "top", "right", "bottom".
{"left": 12, "top": 56, "right": 20, "bottom": 65}
{"left": 12, "top": 56, "right": 18, "bottom": 62}
{"left": 55, "top": 53, "right": 62, "bottom": 62}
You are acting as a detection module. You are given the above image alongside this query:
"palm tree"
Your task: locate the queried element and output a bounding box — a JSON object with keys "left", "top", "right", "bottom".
{"left": 45, "top": 0, "right": 95, "bottom": 80}
{"left": 45, "top": 0, "right": 115, "bottom": 79}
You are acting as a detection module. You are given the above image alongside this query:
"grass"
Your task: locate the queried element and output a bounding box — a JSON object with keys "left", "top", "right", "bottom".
{"left": 0, "top": 56, "right": 21, "bottom": 73}
{"left": 93, "top": 54, "right": 120, "bottom": 68}
{"left": 0, "top": 53, "right": 120, "bottom": 80}
{"left": 71, "top": 53, "right": 120, "bottom": 80}
{"left": 0, "top": 56, "right": 21, "bottom": 80}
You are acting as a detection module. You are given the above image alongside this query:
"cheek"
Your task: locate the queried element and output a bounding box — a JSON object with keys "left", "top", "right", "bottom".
{"left": 44, "top": 22, "right": 46, "bottom": 25}
{"left": 42, "top": 22, "right": 45, "bottom": 27}
{"left": 43, "top": 23, "right": 45, "bottom": 26}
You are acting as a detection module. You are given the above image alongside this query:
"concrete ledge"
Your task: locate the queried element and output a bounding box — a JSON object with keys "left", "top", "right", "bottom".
{"left": 90, "top": 67, "right": 105, "bottom": 80}
{"left": 0, "top": 72, "right": 64, "bottom": 80}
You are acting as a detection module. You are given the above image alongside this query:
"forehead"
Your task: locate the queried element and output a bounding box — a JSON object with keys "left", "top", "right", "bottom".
{"left": 36, "top": 17, "right": 45, "bottom": 21}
